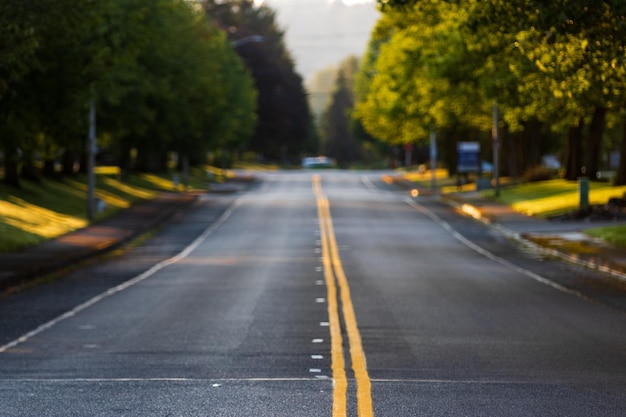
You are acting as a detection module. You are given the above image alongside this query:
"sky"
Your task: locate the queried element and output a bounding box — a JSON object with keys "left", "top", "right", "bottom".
{"left": 329, "top": 0, "right": 374, "bottom": 4}
{"left": 262, "top": 0, "right": 380, "bottom": 81}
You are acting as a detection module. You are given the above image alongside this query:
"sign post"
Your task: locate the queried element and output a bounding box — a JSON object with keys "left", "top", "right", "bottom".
{"left": 430, "top": 131, "right": 437, "bottom": 191}
{"left": 492, "top": 103, "right": 500, "bottom": 196}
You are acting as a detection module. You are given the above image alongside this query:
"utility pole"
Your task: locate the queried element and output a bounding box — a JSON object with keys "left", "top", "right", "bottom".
{"left": 87, "top": 97, "right": 96, "bottom": 221}
{"left": 492, "top": 103, "right": 500, "bottom": 197}
{"left": 430, "top": 130, "right": 437, "bottom": 191}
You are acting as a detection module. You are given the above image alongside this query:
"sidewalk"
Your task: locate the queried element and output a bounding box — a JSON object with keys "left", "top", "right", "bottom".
{"left": 442, "top": 191, "right": 626, "bottom": 278}
{"left": 0, "top": 192, "right": 198, "bottom": 292}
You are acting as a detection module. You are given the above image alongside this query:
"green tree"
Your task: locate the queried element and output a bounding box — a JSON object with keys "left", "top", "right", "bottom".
{"left": 356, "top": 1, "right": 491, "bottom": 172}
{"left": 203, "top": 0, "right": 314, "bottom": 164}
{"left": 320, "top": 56, "right": 362, "bottom": 166}
{"left": 1, "top": 0, "right": 258, "bottom": 187}
{"left": 0, "top": 0, "right": 105, "bottom": 186}
{"left": 367, "top": 0, "right": 626, "bottom": 181}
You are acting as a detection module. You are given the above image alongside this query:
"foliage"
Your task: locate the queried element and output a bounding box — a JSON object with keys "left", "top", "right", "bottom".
{"left": 320, "top": 56, "right": 362, "bottom": 165}
{"left": 202, "top": 0, "right": 315, "bottom": 164}
{"left": 359, "top": 0, "right": 626, "bottom": 181}
{"left": 522, "top": 166, "right": 557, "bottom": 183}
{"left": 0, "top": 0, "right": 258, "bottom": 187}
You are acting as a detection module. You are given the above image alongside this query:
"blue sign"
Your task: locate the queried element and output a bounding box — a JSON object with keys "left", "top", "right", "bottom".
{"left": 457, "top": 142, "right": 480, "bottom": 173}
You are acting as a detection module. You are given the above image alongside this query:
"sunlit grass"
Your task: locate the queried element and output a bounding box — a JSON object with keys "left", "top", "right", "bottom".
{"left": 402, "top": 168, "right": 449, "bottom": 182}
{"left": 586, "top": 225, "right": 626, "bottom": 248}
{"left": 0, "top": 197, "right": 87, "bottom": 239}
{"left": 135, "top": 173, "right": 181, "bottom": 191}
{"left": 0, "top": 167, "right": 211, "bottom": 252}
{"left": 94, "top": 166, "right": 121, "bottom": 175}
{"left": 490, "top": 179, "right": 626, "bottom": 217}
{"left": 233, "top": 161, "right": 279, "bottom": 171}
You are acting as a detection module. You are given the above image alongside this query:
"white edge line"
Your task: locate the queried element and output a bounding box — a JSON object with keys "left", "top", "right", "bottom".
{"left": 1, "top": 377, "right": 328, "bottom": 383}
{"left": 443, "top": 198, "right": 626, "bottom": 282}
{"left": 404, "top": 197, "right": 590, "bottom": 300}
{"left": 0, "top": 198, "right": 243, "bottom": 354}
{"left": 361, "top": 175, "right": 376, "bottom": 191}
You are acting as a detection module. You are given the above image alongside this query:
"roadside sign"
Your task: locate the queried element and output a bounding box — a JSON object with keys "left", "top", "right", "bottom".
{"left": 457, "top": 142, "right": 480, "bottom": 173}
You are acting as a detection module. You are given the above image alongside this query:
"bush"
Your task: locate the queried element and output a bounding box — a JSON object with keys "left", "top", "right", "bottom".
{"left": 523, "top": 165, "right": 556, "bottom": 182}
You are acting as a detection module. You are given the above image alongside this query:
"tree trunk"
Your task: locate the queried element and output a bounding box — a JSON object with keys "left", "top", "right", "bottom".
{"left": 2, "top": 149, "right": 21, "bottom": 188}
{"left": 586, "top": 106, "right": 606, "bottom": 181}
{"left": 42, "top": 159, "right": 57, "bottom": 177}
{"left": 61, "top": 150, "right": 79, "bottom": 175}
{"left": 614, "top": 116, "right": 626, "bottom": 185}
{"left": 504, "top": 130, "right": 522, "bottom": 178}
{"left": 564, "top": 119, "right": 584, "bottom": 181}
{"left": 522, "top": 119, "right": 543, "bottom": 171}
{"left": 21, "top": 157, "right": 40, "bottom": 183}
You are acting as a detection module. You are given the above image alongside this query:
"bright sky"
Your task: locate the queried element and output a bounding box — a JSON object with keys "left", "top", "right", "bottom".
{"left": 257, "top": 0, "right": 375, "bottom": 6}
{"left": 252, "top": 0, "right": 379, "bottom": 80}
{"left": 330, "top": 0, "right": 374, "bottom": 5}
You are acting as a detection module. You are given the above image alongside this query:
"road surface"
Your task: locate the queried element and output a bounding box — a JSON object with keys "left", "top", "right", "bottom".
{"left": 0, "top": 171, "right": 625, "bottom": 416}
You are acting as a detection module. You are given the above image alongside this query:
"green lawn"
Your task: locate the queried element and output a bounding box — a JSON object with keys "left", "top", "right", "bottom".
{"left": 0, "top": 167, "right": 214, "bottom": 253}
{"left": 586, "top": 225, "right": 626, "bottom": 248}
{"left": 485, "top": 179, "right": 626, "bottom": 217}
{"left": 402, "top": 171, "right": 626, "bottom": 248}
{"left": 485, "top": 179, "right": 626, "bottom": 247}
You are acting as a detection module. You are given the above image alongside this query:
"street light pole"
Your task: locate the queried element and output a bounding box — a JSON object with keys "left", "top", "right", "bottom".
{"left": 492, "top": 102, "right": 500, "bottom": 197}
{"left": 87, "top": 96, "right": 96, "bottom": 221}
{"left": 430, "top": 130, "right": 437, "bottom": 191}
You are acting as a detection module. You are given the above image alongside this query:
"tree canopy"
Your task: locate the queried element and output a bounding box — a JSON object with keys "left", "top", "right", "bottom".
{"left": 202, "top": 0, "right": 317, "bottom": 163}
{"left": 360, "top": 0, "right": 626, "bottom": 182}
{"left": 0, "top": 0, "right": 257, "bottom": 186}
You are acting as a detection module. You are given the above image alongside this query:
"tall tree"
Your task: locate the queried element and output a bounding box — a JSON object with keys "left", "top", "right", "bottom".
{"left": 0, "top": 0, "right": 258, "bottom": 186}
{"left": 0, "top": 0, "right": 104, "bottom": 186}
{"left": 367, "top": 0, "right": 626, "bottom": 180}
{"left": 320, "top": 56, "right": 362, "bottom": 166}
{"left": 202, "top": 0, "right": 314, "bottom": 164}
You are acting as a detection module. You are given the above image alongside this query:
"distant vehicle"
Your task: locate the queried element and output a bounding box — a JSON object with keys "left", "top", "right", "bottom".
{"left": 302, "top": 156, "right": 334, "bottom": 169}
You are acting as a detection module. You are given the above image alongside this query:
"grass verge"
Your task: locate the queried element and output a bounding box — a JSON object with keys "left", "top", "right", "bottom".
{"left": 585, "top": 225, "right": 626, "bottom": 248}
{"left": 0, "top": 167, "right": 214, "bottom": 253}
{"left": 483, "top": 179, "right": 626, "bottom": 217}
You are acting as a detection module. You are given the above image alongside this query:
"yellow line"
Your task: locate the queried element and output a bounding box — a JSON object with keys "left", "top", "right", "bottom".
{"left": 313, "top": 175, "right": 374, "bottom": 417}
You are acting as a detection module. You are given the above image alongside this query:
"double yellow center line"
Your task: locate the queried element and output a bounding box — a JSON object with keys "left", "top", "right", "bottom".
{"left": 313, "top": 175, "right": 374, "bottom": 417}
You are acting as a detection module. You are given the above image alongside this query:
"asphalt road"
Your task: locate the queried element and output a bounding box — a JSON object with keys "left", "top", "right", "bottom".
{"left": 0, "top": 171, "right": 625, "bottom": 416}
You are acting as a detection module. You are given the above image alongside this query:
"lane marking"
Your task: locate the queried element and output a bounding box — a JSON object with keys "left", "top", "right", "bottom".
{"left": 314, "top": 175, "right": 374, "bottom": 417}
{"left": 0, "top": 376, "right": 543, "bottom": 385}
{"left": 0, "top": 198, "right": 243, "bottom": 354}
{"left": 317, "top": 194, "right": 348, "bottom": 417}
{"left": 404, "top": 197, "right": 591, "bottom": 300}
{"left": 1, "top": 377, "right": 330, "bottom": 383}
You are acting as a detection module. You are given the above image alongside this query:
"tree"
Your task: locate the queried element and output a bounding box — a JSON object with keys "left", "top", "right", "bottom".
{"left": 97, "top": 0, "right": 256, "bottom": 172}
{"left": 0, "top": 0, "right": 258, "bottom": 189}
{"left": 202, "top": 0, "right": 314, "bottom": 164}
{"left": 355, "top": 1, "right": 491, "bottom": 173}
{"left": 366, "top": 0, "right": 626, "bottom": 181}
{"left": 320, "top": 56, "right": 362, "bottom": 166}
{"left": 0, "top": 0, "right": 104, "bottom": 186}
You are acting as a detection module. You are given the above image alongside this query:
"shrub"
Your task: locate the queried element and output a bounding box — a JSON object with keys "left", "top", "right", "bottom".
{"left": 523, "top": 165, "right": 556, "bottom": 182}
